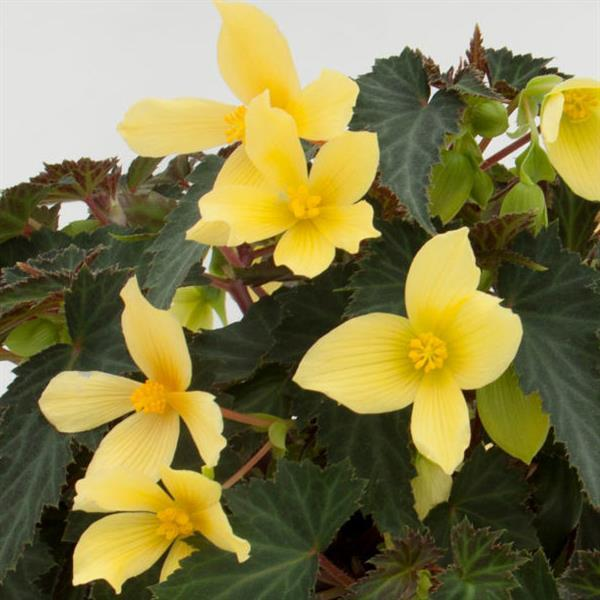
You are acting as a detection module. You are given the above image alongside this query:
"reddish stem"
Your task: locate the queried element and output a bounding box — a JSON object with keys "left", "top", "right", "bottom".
{"left": 221, "top": 407, "right": 274, "bottom": 429}
{"left": 480, "top": 133, "right": 531, "bottom": 171}
{"left": 228, "top": 280, "right": 253, "bottom": 314}
{"left": 84, "top": 195, "right": 109, "bottom": 225}
{"left": 250, "top": 285, "right": 268, "bottom": 299}
{"left": 222, "top": 441, "right": 272, "bottom": 489}
{"left": 218, "top": 246, "right": 245, "bottom": 269}
{"left": 318, "top": 554, "right": 356, "bottom": 588}
{"left": 204, "top": 273, "right": 232, "bottom": 292}
{"left": 250, "top": 244, "right": 276, "bottom": 260}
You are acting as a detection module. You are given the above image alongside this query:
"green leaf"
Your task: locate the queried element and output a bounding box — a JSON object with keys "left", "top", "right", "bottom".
{"left": 0, "top": 183, "right": 52, "bottom": 243}
{"left": 497, "top": 224, "right": 600, "bottom": 504}
{"left": 317, "top": 402, "right": 419, "bottom": 533}
{"left": 351, "top": 48, "right": 464, "bottom": 231}
{"left": 153, "top": 460, "right": 366, "bottom": 599}
{"left": 126, "top": 156, "right": 164, "bottom": 191}
{"left": 0, "top": 531, "right": 54, "bottom": 599}
{"left": 450, "top": 68, "right": 503, "bottom": 100}
{"left": 433, "top": 519, "right": 526, "bottom": 599}
{"left": 530, "top": 440, "right": 583, "bottom": 561}
{"left": 268, "top": 265, "right": 351, "bottom": 364}
{"left": 350, "top": 530, "right": 442, "bottom": 599}
{"left": 515, "top": 142, "right": 556, "bottom": 185}
{"left": 425, "top": 446, "right": 538, "bottom": 550}
{"left": 513, "top": 549, "right": 560, "bottom": 600}
{"left": 476, "top": 366, "right": 550, "bottom": 464}
{"left": 345, "top": 219, "right": 427, "bottom": 317}
{"left": 5, "top": 317, "right": 64, "bottom": 358}
{"left": 577, "top": 501, "right": 600, "bottom": 551}
{"left": 188, "top": 296, "right": 281, "bottom": 388}
{"left": 485, "top": 48, "right": 559, "bottom": 95}
{"left": 141, "top": 155, "right": 222, "bottom": 309}
{"left": 560, "top": 551, "right": 600, "bottom": 599}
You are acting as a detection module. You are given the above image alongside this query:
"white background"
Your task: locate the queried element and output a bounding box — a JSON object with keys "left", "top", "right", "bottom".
{"left": 1, "top": 0, "right": 600, "bottom": 392}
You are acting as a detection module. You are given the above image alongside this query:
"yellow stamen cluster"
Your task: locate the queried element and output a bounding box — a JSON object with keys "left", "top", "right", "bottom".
{"left": 408, "top": 332, "right": 448, "bottom": 373}
{"left": 130, "top": 380, "right": 168, "bottom": 414}
{"left": 224, "top": 105, "right": 247, "bottom": 143}
{"left": 288, "top": 185, "right": 322, "bottom": 219}
{"left": 156, "top": 507, "right": 194, "bottom": 541}
{"left": 562, "top": 89, "right": 599, "bottom": 122}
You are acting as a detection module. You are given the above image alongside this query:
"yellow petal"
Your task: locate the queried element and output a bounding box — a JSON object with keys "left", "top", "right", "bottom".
{"left": 186, "top": 219, "right": 233, "bottom": 247}
{"left": 405, "top": 228, "right": 480, "bottom": 333}
{"left": 121, "top": 277, "right": 191, "bottom": 391}
{"left": 550, "top": 77, "right": 600, "bottom": 93}
{"left": 117, "top": 98, "right": 235, "bottom": 157}
{"left": 410, "top": 370, "right": 470, "bottom": 475}
{"left": 411, "top": 453, "right": 453, "bottom": 520}
{"left": 200, "top": 185, "right": 294, "bottom": 244}
{"left": 73, "top": 469, "right": 172, "bottom": 513}
{"left": 294, "top": 313, "right": 421, "bottom": 413}
{"left": 443, "top": 291, "right": 523, "bottom": 390}
{"left": 194, "top": 503, "right": 250, "bottom": 563}
{"left": 167, "top": 392, "right": 226, "bottom": 468}
{"left": 273, "top": 220, "right": 335, "bottom": 278}
{"left": 540, "top": 92, "right": 564, "bottom": 143}
{"left": 39, "top": 371, "right": 137, "bottom": 433}
{"left": 160, "top": 466, "right": 222, "bottom": 512}
{"left": 313, "top": 202, "right": 380, "bottom": 254}
{"left": 244, "top": 92, "right": 308, "bottom": 190}
{"left": 215, "top": 145, "right": 267, "bottom": 189}
{"left": 86, "top": 411, "right": 180, "bottom": 481}
{"left": 159, "top": 539, "right": 195, "bottom": 583}
{"left": 286, "top": 69, "right": 359, "bottom": 141}
{"left": 73, "top": 512, "right": 170, "bottom": 594}
{"left": 215, "top": 1, "right": 300, "bottom": 107}
{"left": 544, "top": 109, "right": 600, "bottom": 201}
{"left": 309, "top": 131, "right": 379, "bottom": 205}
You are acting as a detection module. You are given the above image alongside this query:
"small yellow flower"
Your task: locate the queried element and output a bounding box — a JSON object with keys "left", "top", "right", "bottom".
{"left": 293, "top": 228, "right": 523, "bottom": 473}
{"left": 39, "top": 277, "right": 226, "bottom": 480}
{"left": 117, "top": 1, "right": 358, "bottom": 157}
{"left": 540, "top": 78, "right": 600, "bottom": 200}
{"left": 72, "top": 467, "right": 250, "bottom": 593}
{"left": 187, "top": 93, "right": 380, "bottom": 278}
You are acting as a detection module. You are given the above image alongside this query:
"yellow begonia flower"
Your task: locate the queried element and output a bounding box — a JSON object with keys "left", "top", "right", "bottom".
{"left": 540, "top": 78, "right": 600, "bottom": 200}
{"left": 72, "top": 467, "right": 250, "bottom": 593}
{"left": 293, "top": 228, "right": 523, "bottom": 473}
{"left": 187, "top": 93, "right": 380, "bottom": 278}
{"left": 117, "top": 1, "right": 358, "bottom": 157}
{"left": 39, "top": 277, "right": 226, "bottom": 480}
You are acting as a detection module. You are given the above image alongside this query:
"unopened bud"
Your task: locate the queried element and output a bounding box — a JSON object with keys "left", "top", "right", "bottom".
{"left": 469, "top": 100, "right": 509, "bottom": 138}
{"left": 500, "top": 182, "right": 548, "bottom": 234}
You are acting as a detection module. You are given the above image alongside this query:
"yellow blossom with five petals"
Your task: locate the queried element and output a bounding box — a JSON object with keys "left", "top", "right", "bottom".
{"left": 72, "top": 466, "right": 250, "bottom": 593}
{"left": 39, "top": 277, "right": 226, "bottom": 480}
{"left": 540, "top": 78, "right": 600, "bottom": 200}
{"left": 117, "top": 1, "right": 358, "bottom": 157}
{"left": 186, "top": 93, "right": 380, "bottom": 278}
{"left": 293, "top": 228, "right": 523, "bottom": 473}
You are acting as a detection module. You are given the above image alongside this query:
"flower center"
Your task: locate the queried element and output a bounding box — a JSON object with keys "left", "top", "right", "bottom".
{"left": 562, "top": 89, "right": 599, "bottom": 122}
{"left": 224, "top": 105, "right": 247, "bottom": 143}
{"left": 288, "top": 185, "right": 322, "bottom": 220}
{"left": 408, "top": 332, "right": 448, "bottom": 373}
{"left": 156, "top": 507, "right": 195, "bottom": 541}
{"left": 130, "top": 380, "right": 168, "bottom": 414}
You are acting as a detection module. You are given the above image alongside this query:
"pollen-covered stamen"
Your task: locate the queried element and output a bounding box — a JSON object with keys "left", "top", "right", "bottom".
{"left": 224, "top": 105, "right": 247, "bottom": 143}
{"left": 131, "top": 380, "right": 168, "bottom": 414}
{"left": 156, "top": 507, "right": 195, "bottom": 541}
{"left": 408, "top": 332, "right": 448, "bottom": 373}
{"left": 288, "top": 185, "right": 322, "bottom": 219}
{"left": 562, "top": 89, "right": 599, "bottom": 122}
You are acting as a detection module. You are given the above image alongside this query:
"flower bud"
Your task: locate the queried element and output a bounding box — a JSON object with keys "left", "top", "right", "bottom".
{"left": 500, "top": 182, "right": 548, "bottom": 234}
{"left": 469, "top": 100, "right": 509, "bottom": 138}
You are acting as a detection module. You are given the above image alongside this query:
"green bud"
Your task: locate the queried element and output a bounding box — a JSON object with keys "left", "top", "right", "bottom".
{"left": 470, "top": 168, "right": 494, "bottom": 208}
{"left": 169, "top": 286, "right": 215, "bottom": 332}
{"left": 5, "top": 317, "right": 62, "bottom": 357}
{"left": 523, "top": 74, "right": 563, "bottom": 103}
{"left": 468, "top": 100, "right": 509, "bottom": 138}
{"left": 515, "top": 142, "right": 556, "bottom": 185}
{"left": 500, "top": 182, "right": 548, "bottom": 234}
{"left": 429, "top": 150, "right": 476, "bottom": 224}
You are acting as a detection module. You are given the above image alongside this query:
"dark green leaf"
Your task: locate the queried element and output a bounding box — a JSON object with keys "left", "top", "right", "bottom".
{"left": 576, "top": 501, "right": 600, "bottom": 551}
{"left": 497, "top": 224, "right": 600, "bottom": 504}
{"left": 0, "top": 183, "right": 52, "bottom": 243}
{"left": 450, "top": 68, "right": 503, "bottom": 99}
{"left": 425, "top": 446, "right": 538, "bottom": 550}
{"left": 560, "top": 551, "right": 600, "bottom": 599}
{"left": 153, "top": 460, "right": 366, "bottom": 599}
{"left": 351, "top": 48, "right": 464, "bottom": 231}
{"left": 126, "top": 156, "right": 164, "bottom": 192}
{"left": 433, "top": 519, "right": 526, "bottom": 599}
{"left": 513, "top": 550, "right": 560, "bottom": 600}
{"left": 142, "top": 155, "right": 222, "bottom": 309}
{"left": 350, "top": 530, "right": 442, "bottom": 599}
{"left": 345, "top": 219, "right": 427, "bottom": 317}
{"left": 317, "top": 403, "right": 419, "bottom": 534}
